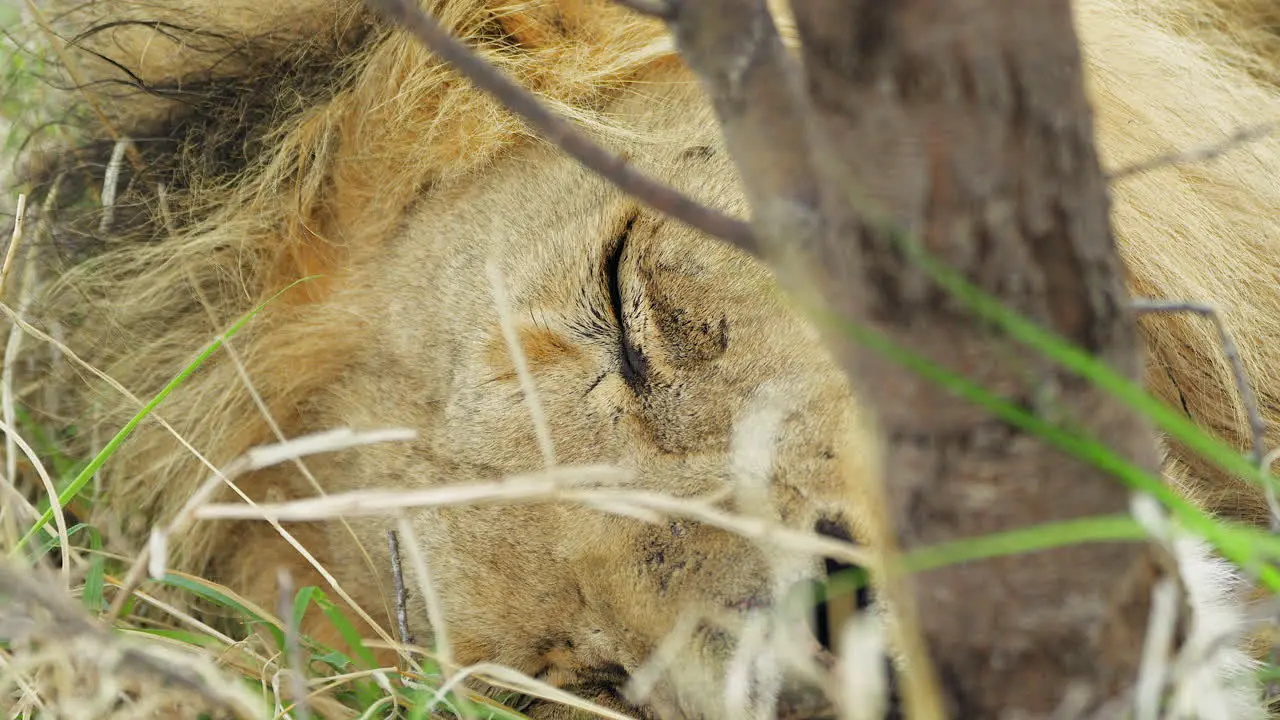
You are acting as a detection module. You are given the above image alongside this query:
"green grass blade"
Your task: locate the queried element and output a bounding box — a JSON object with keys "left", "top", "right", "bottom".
{"left": 902, "top": 514, "right": 1149, "bottom": 573}
{"left": 291, "top": 584, "right": 322, "bottom": 634}
{"left": 820, "top": 515, "right": 1151, "bottom": 609}
{"left": 299, "top": 587, "right": 383, "bottom": 707}
{"left": 311, "top": 591, "right": 379, "bottom": 670}
{"left": 825, "top": 312, "right": 1280, "bottom": 591}
{"left": 82, "top": 527, "right": 105, "bottom": 611}
{"left": 129, "top": 628, "right": 226, "bottom": 649}
{"left": 13, "top": 276, "right": 319, "bottom": 552}
{"left": 157, "top": 573, "right": 287, "bottom": 649}
{"left": 33, "top": 522, "right": 88, "bottom": 559}
{"left": 890, "top": 229, "right": 1272, "bottom": 493}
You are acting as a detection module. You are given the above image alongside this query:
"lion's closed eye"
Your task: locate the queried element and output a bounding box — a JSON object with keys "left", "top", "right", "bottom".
{"left": 604, "top": 212, "right": 649, "bottom": 389}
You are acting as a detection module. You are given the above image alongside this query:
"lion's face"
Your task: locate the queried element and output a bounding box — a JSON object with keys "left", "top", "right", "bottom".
{"left": 320, "top": 76, "right": 881, "bottom": 718}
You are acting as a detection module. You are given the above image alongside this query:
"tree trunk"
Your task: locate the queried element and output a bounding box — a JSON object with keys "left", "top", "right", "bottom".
{"left": 786, "top": 2, "right": 1162, "bottom": 716}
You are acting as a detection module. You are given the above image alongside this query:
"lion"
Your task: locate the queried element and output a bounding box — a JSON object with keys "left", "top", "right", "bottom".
{"left": 11, "top": 0, "right": 1280, "bottom": 717}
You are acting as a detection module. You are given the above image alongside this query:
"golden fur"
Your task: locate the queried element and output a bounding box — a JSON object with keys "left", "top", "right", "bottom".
{"left": 16, "top": 0, "right": 1280, "bottom": 716}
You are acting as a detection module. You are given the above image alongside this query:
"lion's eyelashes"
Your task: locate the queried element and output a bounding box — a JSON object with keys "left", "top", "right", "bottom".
{"left": 605, "top": 212, "right": 649, "bottom": 388}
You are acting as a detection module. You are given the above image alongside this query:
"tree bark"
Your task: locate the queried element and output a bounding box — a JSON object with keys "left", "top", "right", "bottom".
{"left": 784, "top": 2, "right": 1162, "bottom": 716}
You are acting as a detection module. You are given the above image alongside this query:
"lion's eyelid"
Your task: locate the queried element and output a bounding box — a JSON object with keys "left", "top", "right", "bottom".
{"left": 605, "top": 212, "right": 649, "bottom": 387}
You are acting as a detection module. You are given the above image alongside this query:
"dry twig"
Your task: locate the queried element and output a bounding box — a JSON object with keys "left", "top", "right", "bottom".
{"left": 1109, "top": 120, "right": 1280, "bottom": 180}
{"left": 276, "top": 568, "right": 312, "bottom": 720}
{"left": 361, "top": 0, "right": 755, "bottom": 253}
{"left": 620, "top": 0, "right": 822, "bottom": 263}
{"left": 1131, "top": 298, "right": 1276, "bottom": 529}
{"left": 387, "top": 530, "right": 415, "bottom": 648}
{"left": 193, "top": 475, "right": 874, "bottom": 569}
{"left": 0, "top": 194, "right": 26, "bottom": 298}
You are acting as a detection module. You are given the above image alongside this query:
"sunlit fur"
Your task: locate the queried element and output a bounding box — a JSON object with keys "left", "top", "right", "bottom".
{"left": 20, "top": 0, "right": 1280, "bottom": 716}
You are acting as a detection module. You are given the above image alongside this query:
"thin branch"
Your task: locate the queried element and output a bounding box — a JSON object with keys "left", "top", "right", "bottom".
{"left": 626, "top": 0, "right": 823, "bottom": 268}
{"left": 1138, "top": 297, "right": 1280, "bottom": 705}
{"left": 395, "top": 516, "right": 467, "bottom": 717}
{"left": 361, "top": 0, "right": 756, "bottom": 254}
{"left": 1130, "top": 299, "right": 1265, "bottom": 464}
{"left": 193, "top": 475, "right": 876, "bottom": 570}
{"left": 1131, "top": 299, "right": 1275, "bottom": 529}
{"left": 276, "top": 568, "right": 312, "bottom": 720}
{"left": 1109, "top": 120, "right": 1280, "bottom": 180}
{"left": 0, "top": 194, "right": 27, "bottom": 298}
{"left": 386, "top": 530, "right": 414, "bottom": 648}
